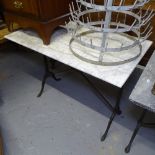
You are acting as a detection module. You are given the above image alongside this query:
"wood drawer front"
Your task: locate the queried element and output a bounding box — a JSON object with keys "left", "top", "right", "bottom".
{"left": 2, "top": 0, "right": 39, "bottom": 17}
{"left": 39, "top": 0, "right": 72, "bottom": 21}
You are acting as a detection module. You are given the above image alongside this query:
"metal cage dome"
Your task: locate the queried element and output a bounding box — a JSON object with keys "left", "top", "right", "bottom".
{"left": 66, "top": 0, "right": 154, "bottom": 65}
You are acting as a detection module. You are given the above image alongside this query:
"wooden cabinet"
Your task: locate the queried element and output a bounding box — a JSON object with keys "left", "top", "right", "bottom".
{"left": 2, "top": 0, "right": 39, "bottom": 17}
{"left": 140, "top": 1, "right": 155, "bottom": 65}
{"left": 1, "top": 0, "right": 73, "bottom": 45}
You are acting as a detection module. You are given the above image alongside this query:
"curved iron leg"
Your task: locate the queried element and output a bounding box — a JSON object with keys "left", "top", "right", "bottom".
{"left": 50, "top": 59, "right": 61, "bottom": 81}
{"left": 101, "top": 87, "right": 123, "bottom": 141}
{"left": 37, "top": 72, "right": 49, "bottom": 97}
{"left": 125, "top": 110, "right": 147, "bottom": 153}
{"left": 37, "top": 56, "right": 61, "bottom": 97}
{"left": 101, "top": 108, "right": 117, "bottom": 141}
{"left": 37, "top": 72, "right": 61, "bottom": 97}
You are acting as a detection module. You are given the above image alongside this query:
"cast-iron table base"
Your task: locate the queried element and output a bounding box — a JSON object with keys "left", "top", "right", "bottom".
{"left": 37, "top": 56, "right": 61, "bottom": 97}
{"left": 125, "top": 109, "right": 155, "bottom": 153}
{"left": 38, "top": 55, "right": 123, "bottom": 142}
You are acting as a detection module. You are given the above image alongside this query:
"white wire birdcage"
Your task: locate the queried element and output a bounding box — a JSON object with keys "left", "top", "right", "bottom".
{"left": 66, "top": 0, "right": 154, "bottom": 65}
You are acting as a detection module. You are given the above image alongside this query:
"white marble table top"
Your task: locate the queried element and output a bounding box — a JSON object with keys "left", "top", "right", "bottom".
{"left": 5, "top": 29, "right": 152, "bottom": 88}
{"left": 130, "top": 51, "right": 155, "bottom": 113}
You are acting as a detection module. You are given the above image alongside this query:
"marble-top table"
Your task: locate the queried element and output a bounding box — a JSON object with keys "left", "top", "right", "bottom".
{"left": 5, "top": 29, "right": 152, "bottom": 88}
{"left": 5, "top": 29, "right": 152, "bottom": 142}
{"left": 130, "top": 51, "right": 155, "bottom": 112}
{"left": 125, "top": 51, "right": 155, "bottom": 153}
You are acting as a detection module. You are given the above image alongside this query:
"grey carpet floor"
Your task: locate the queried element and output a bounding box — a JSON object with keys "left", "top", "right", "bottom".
{"left": 0, "top": 43, "right": 155, "bottom": 155}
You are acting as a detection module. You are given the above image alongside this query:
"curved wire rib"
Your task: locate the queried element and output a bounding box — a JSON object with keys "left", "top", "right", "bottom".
{"left": 66, "top": 0, "right": 154, "bottom": 66}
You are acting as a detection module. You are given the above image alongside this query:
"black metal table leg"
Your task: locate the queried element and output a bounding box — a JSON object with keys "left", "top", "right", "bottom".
{"left": 37, "top": 72, "right": 50, "bottom": 97}
{"left": 37, "top": 56, "right": 61, "bottom": 97}
{"left": 80, "top": 73, "right": 114, "bottom": 112}
{"left": 125, "top": 109, "right": 147, "bottom": 153}
{"left": 101, "top": 87, "right": 123, "bottom": 141}
{"left": 79, "top": 72, "right": 123, "bottom": 141}
{"left": 38, "top": 58, "right": 125, "bottom": 141}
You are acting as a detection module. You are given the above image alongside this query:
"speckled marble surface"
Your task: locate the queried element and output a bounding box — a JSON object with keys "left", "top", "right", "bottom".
{"left": 1, "top": 44, "right": 155, "bottom": 155}
{"left": 130, "top": 51, "right": 155, "bottom": 112}
{"left": 5, "top": 29, "right": 152, "bottom": 88}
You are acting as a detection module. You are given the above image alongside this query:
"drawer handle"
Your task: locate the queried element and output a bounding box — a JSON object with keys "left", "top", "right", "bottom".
{"left": 13, "top": 1, "right": 23, "bottom": 9}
